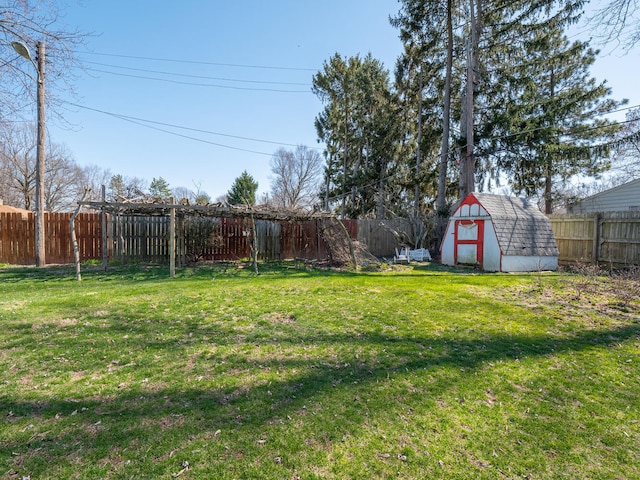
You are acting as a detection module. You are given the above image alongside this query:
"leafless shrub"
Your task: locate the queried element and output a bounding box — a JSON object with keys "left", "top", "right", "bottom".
{"left": 183, "top": 216, "right": 219, "bottom": 263}
{"left": 566, "top": 263, "right": 605, "bottom": 299}
{"left": 610, "top": 266, "right": 640, "bottom": 311}
{"left": 564, "top": 263, "right": 640, "bottom": 312}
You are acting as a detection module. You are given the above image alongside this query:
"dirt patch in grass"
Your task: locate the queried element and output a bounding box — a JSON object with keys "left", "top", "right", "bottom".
{"left": 262, "top": 312, "right": 297, "bottom": 325}
{"left": 55, "top": 317, "right": 81, "bottom": 328}
{"left": 501, "top": 273, "right": 640, "bottom": 327}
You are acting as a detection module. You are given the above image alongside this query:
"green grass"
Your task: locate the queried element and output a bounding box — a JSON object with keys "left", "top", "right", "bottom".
{"left": 0, "top": 263, "right": 638, "bottom": 479}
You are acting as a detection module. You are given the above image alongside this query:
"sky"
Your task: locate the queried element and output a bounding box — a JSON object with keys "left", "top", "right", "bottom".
{"left": 44, "top": 1, "right": 640, "bottom": 201}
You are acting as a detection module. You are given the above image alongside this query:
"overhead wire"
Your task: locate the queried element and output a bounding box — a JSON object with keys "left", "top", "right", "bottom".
{"left": 84, "top": 67, "right": 311, "bottom": 93}
{"left": 61, "top": 49, "right": 639, "bottom": 201}
{"left": 64, "top": 101, "right": 324, "bottom": 154}
{"left": 83, "top": 60, "right": 312, "bottom": 86}
{"left": 73, "top": 50, "right": 317, "bottom": 72}
{"left": 100, "top": 111, "right": 275, "bottom": 157}
{"left": 321, "top": 111, "right": 640, "bottom": 205}
{"left": 65, "top": 98, "right": 636, "bottom": 196}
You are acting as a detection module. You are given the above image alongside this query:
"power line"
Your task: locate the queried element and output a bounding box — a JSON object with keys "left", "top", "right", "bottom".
{"left": 477, "top": 108, "right": 640, "bottom": 146}
{"left": 84, "top": 67, "right": 311, "bottom": 93}
{"left": 106, "top": 113, "right": 275, "bottom": 157}
{"left": 83, "top": 60, "right": 312, "bottom": 87}
{"left": 74, "top": 50, "right": 317, "bottom": 72}
{"left": 65, "top": 102, "right": 323, "bottom": 154}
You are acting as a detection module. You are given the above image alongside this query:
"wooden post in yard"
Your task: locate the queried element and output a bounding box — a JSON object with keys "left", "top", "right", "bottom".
{"left": 101, "top": 185, "right": 108, "bottom": 271}
{"left": 593, "top": 213, "right": 601, "bottom": 264}
{"left": 71, "top": 187, "right": 91, "bottom": 281}
{"left": 169, "top": 199, "right": 176, "bottom": 277}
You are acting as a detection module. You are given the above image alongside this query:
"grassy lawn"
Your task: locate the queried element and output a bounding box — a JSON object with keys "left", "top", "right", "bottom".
{"left": 0, "top": 262, "right": 638, "bottom": 479}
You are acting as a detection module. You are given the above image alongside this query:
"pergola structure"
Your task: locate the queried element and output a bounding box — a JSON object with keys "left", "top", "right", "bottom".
{"left": 76, "top": 195, "right": 347, "bottom": 278}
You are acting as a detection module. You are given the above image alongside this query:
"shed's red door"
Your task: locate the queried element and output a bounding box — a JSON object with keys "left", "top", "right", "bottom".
{"left": 454, "top": 219, "right": 484, "bottom": 268}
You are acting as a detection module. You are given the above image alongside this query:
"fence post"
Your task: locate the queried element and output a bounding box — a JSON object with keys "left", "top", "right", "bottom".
{"left": 593, "top": 213, "right": 601, "bottom": 264}
{"left": 169, "top": 198, "right": 176, "bottom": 277}
{"left": 101, "top": 186, "right": 108, "bottom": 271}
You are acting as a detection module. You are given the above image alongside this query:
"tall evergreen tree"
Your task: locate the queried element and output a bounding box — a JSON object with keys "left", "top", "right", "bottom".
{"left": 391, "top": 0, "right": 463, "bottom": 215}
{"left": 391, "top": 0, "right": 593, "bottom": 210}
{"left": 313, "top": 53, "right": 400, "bottom": 218}
{"left": 485, "top": 29, "right": 624, "bottom": 213}
{"left": 227, "top": 170, "right": 258, "bottom": 206}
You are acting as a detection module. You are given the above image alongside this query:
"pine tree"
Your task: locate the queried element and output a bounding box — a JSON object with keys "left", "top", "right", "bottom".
{"left": 227, "top": 171, "right": 258, "bottom": 206}
{"left": 486, "top": 29, "right": 624, "bottom": 213}
{"left": 313, "top": 53, "right": 400, "bottom": 218}
{"left": 149, "top": 177, "right": 171, "bottom": 201}
{"left": 391, "top": 0, "right": 462, "bottom": 215}
{"left": 391, "top": 0, "right": 590, "bottom": 209}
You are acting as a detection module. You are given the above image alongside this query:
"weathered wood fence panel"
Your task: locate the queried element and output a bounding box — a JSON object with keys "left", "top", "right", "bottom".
{"left": 75, "top": 213, "right": 101, "bottom": 262}
{"left": 357, "top": 218, "right": 410, "bottom": 257}
{"left": 255, "top": 220, "right": 281, "bottom": 260}
{"left": 599, "top": 212, "right": 640, "bottom": 266}
{"left": 110, "top": 214, "right": 170, "bottom": 263}
{"left": 549, "top": 212, "right": 640, "bottom": 266}
{"left": 280, "top": 221, "right": 321, "bottom": 260}
{"left": 548, "top": 214, "right": 596, "bottom": 263}
{"left": 47, "top": 212, "right": 72, "bottom": 264}
{"left": 205, "top": 217, "right": 250, "bottom": 261}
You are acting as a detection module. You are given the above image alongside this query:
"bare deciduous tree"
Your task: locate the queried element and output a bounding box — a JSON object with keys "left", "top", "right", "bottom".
{"left": 172, "top": 184, "right": 212, "bottom": 205}
{"left": 269, "top": 145, "right": 323, "bottom": 211}
{"left": 0, "top": 122, "right": 86, "bottom": 211}
{"left": 44, "top": 142, "right": 84, "bottom": 211}
{"left": 610, "top": 106, "right": 640, "bottom": 181}
{"left": 1, "top": 0, "right": 86, "bottom": 120}
{"left": 0, "top": 122, "right": 37, "bottom": 208}
{"left": 108, "top": 174, "right": 148, "bottom": 202}
{"left": 589, "top": 0, "right": 640, "bottom": 50}
{"left": 80, "top": 164, "right": 112, "bottom": 202}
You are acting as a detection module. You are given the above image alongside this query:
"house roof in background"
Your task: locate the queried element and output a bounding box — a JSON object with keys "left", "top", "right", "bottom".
{"left": 0, "top": 202, "right": 30, "bottom": 215}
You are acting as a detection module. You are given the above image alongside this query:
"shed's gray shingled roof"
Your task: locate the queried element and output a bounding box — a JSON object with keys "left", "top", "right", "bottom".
{"left": 472, "top": 193, "right": 559, "bottom": 257}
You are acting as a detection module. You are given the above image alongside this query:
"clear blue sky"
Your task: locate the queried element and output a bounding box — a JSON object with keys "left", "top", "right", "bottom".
{"left": 48, "top": 1, "right": 639, "bottom": 200}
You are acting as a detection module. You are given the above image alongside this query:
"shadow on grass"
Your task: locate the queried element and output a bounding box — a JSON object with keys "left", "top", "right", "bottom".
{"left": 0, "top": 262, "right": 562, "bottom": 291}
{"left": 1, "top": 318, "right": 638, "bottom": 477}
{"left": 0, "top": 262, "right": 350, "bottom": 284}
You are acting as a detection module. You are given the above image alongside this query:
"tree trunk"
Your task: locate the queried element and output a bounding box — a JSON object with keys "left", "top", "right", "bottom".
{"left": 459, "top": 0, "right": 479, "bottom": 200}
{"left": 437, "top": 0, "right": 454, "bottom": 214}
{"left": 70, "top": 187, "right": 90, "bottom": 281}
{"left": 414, "top": 72, "right": 423, "bottom": 218}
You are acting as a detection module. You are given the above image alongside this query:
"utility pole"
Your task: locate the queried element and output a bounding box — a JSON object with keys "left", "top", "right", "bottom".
{"left": 35, "top": 41, "right": 46, "bottom": 267}
{"left": 12, "top": 40, "right": 46, "bottom": 266}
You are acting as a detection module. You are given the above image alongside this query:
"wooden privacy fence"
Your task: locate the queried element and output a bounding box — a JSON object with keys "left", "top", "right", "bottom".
{"left": 0, "top": 212, "right": 102, "bottom": 265}
{"left": 1, "top": 211, "right": 398, "bottom": 266}
{"left": 549, "top": 212, "right": 640, "bottom": 266}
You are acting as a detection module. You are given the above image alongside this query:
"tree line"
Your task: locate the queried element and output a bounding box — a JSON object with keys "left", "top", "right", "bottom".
{"left": 313, "top": 0, "right": 638, "bottom": 221}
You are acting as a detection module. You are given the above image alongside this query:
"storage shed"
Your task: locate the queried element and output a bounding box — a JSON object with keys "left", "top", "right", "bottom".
{"left": 440, "top": 193, "right": 559, "bottom": 272}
